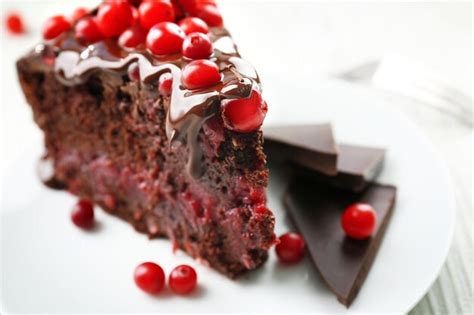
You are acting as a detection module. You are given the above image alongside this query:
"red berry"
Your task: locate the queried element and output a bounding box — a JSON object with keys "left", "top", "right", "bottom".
{"left": 181, "top": 59, "right": 221, "bottom": 90}
{"left": 42, "top": 15, "right": 71, "bottom": 40}
{"left": 146, "top": 22, "right": 185, "bottom": 55}
{"left": 158, "top": 72, "right": 173, "bottom": 96}
{"left": 134, "top": 262, "right": 165, "bottom": 294}
{"left": 75, "top": 17, "right": 103, "bottom": 44}
{"left": 71, "top": 7, "right": 89, "bottom": 23}
{"left": 138, "top": 0, "right": 175, "bottom": 30}
{"left": 119, "top": 25, "right": 146, "bottom": 48}
{"left": 97, "top": 0, "right": 133, "bottom": 37}
{"left": 71, "top": 199, "right": 95, "bottom": 229}
{"left": 171, "top": 1, "right": 185, "bottom": 19}
{"left": 131, "top": 7, "right": 140, "bottom": 26}
{"left": 275, "top": 232, "right": 305, "bottom": 264}
{"left": 341, "top": 203, "right": 377, "bottom": 240}
{"left": 196, "top": 4, "right": 223, "bottom": 27}
{"left": 5, "top": 13, "right": 25, "bottom": 35}
{"left": 128, "top": 63, "right": 141, "bottom": 81}
{"left": 169, "top": 265, "right": 197, "bottom": 294}
{"left": 221, "top": 90, "right": 267, "bottom": 133}
{"left": 178, "top": 17, "right": 209, "bottom": 35}
{"left": 182, "top": 32, "right": 213, "bottom": 59}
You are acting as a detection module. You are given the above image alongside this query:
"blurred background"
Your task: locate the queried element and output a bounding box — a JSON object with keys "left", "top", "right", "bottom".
{"left": 1, "top": 0, "right": 472, "bottom": 314}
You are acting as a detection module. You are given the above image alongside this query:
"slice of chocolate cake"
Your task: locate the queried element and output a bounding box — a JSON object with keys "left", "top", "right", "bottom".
{"left": 17, "top": 0, "right": 275, "bottom": 278}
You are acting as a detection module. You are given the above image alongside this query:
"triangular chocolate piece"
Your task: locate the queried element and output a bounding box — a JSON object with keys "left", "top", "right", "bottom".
{"left": 285, "top": 177, "right": 396, "bottom": 306}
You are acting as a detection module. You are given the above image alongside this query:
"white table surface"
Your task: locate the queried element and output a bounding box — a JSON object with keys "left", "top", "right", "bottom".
{"left": 1, "top": 0, "right": 472, "bottom": 314}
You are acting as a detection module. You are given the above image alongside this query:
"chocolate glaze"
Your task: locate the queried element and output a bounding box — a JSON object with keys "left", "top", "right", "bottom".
{"left": 32, "top": 26, "right": 261, "bottom": 178}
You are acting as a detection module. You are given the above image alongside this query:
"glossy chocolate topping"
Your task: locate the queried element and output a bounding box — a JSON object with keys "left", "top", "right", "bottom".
{"left": 32, "top": 26, "right": 261, "bottom": 177}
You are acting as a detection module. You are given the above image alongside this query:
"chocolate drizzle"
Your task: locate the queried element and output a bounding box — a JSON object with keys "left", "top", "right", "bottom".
{"left": 36, "top": 28, "right": 261, "bottom": 178}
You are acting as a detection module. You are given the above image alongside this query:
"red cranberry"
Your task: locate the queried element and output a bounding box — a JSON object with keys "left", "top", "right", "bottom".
{"left": 42, "top": 15, "right": 71, "bottom": 40}
{"left": 158, "top": 72, "right": 173, "bottom": 96}
{"left": 5, "top": 13, "right": 25, "bottom": 35}
{"left": 178, "top": 17, "right": 209, "bottom": 35}
{"left": 182, "top": 32, "right": 213, "bottom": 59}
{"left": 71, "top": 199, "right": 95, "bottom": 229}
{"left": 181, "top": 59, "right": 221, "bottom": 89}
{"left": 71, "top": 7, "right": 89, "bottom": 23}
{"left": 138, "top": 0, "right": 175, "bottom": 30}
{"left": 131, "top": 7, "right": 139, "bottom": 25}
{"left": 171, "top": 1, "right": 185, "bottom": 19}
{"left": 275, "top": 232, "right": 305, "bottom": 264}
{"left": 196, "top": 4, "right": 223, "bottom": 27}
{"left": 221, "top": 90, "right": 267, "bottom": 133}
{"left": 75, "top": 17, "right": 103, "bottom": 44}
{"left": 128, "top": 63, "right": 140, "bottom": 81}
{"left": 169, "top": 265, "right": 197, "bottom": 294}
{"left": 146, "top": 22, "right": 185, "bottom": 55}
{"left": 97, "top": 0, "right": 133, "bottom": 37}
{"left": 119, "top": 25, "right": 146, "bottom": 48}
{"left": 341, "top": 203, "right": 377, "bottom": 240}
{"left": 134, "top": 262, "right": 165, "bottom": 294}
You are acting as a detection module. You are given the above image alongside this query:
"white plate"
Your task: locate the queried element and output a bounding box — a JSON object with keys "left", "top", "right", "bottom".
{"left": 1, "top": 73, "right": 454, "bottom": 313}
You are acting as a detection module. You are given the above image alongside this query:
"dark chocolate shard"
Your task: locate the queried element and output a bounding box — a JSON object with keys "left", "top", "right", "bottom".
{"left": 264, "top": 124, "right": 338, "bottom": 175}
{"left": 284, "top": 177, "right": 396, "bottom": 306}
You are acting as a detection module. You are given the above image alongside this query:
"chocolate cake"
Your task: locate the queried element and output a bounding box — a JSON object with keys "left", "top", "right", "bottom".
{"left": 17, "top": 0, "right": 275, "bottom": 278}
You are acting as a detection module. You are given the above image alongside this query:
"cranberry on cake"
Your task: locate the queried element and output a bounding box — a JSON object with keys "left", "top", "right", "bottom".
{"left": 17, "top": 0, "right": 275, "bottom": 278}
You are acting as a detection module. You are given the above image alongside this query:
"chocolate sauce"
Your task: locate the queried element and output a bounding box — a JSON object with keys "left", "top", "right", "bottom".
{"left": 35, "top": 28, "right": 261, "bottom": 178}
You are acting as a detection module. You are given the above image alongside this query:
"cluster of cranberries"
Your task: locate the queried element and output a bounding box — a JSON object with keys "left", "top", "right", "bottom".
{"left": 135, "top": 262, "right": 197, "bottom": 295}
{"left": 40, "top": 0, "right": 267, "bottom": 133}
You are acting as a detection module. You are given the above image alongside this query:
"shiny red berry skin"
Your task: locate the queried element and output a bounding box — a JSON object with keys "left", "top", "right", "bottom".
{"left": 158, "top": 72, "right": 173, "bottom": 96}
{"left": 138, "top": 0, "right": 175, "bottom": 30}
{"left": 182, "top": 32, "right": 213, "bottom": 59}
{"left": 43, "top": 15, "right": 71, "bottom": 40}
{"left": 146, "top": 22, "right": 185, "bottom": 55}
{"left": 222, "top": 90, "right": 267, "bottom": 133}
{"left": 134, "top": 262, "right": 165, "bottom": 294}
{"left": 71, "top": 199, "right": 95, "bottom": 229}
{"left": 341, "top": 203, "right": 377, "bottom": 240}
{"left": 97, "top": 0, "right": 133, "bottom": 37}
{"left": 119, "top": 25, "right": 146, "bottom": 48}
{"left": 169, "top": 265, "right": 197, "bottom": 294}
{"left": 275, "top": 232, "right": 305, "bottom": 264}
{"left": 71, "top": 7, "right": 89, "bottom": 23}
{"left": 196, "top": 4, "right": 223, "bottom": 27}
{"left": 75, "top": 17, "right": 103, "bottom": 44}
{"left": 181, "top": 59, "right": 221, "bottom": 89}
{"left": 6, "top": 13, "right": 25, "bottom": 34}
{"left": 178, "top": 17, "right": 209, "bottom": 35}
{"left": 128, "top": 63, "right": 141, "bottom": 81}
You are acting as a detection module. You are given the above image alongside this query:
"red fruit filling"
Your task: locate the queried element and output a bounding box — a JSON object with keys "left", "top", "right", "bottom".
{"left": 182, "top": 32, "right": 213, "bottom": 59}
{"left": 169, "top": 264, "right": 198, "bottom": 294}
{"left": 341, "top": 203, "right": 377, "bottom": 240}
{"left": 134, "top": 262, "right": 165, "bottom": 294}
{"left": 71, "top": 199, "right": 95, "bottom": 229}
{"left": 158, "top": 72, "right": 173, "bottom": 96}
{"left": 5, "top": 13, "right": 25, "bottom": 35}
{"left": 119, "top": 25, "right": 146, "bottom": 48}
{"left": 181, "top": 59, "right": 221, "bottom": 89}
{"left": 42, "top": 15, "right": 71, "bottom": 40}
{"left": 221, "top": 90, "right": 267, "bottom": 133}
{"left": 178, "top": 17, "right": 209, "bottom": 35}
{"left": 138, "top": 0, "right": 175, "bottom": 30}
{"left": 75, "top": 17, "right": 103, "bottom": 44}
{"left": 146, "top": 22, "right": 185, "bottom": 55}
{"left": 275, "top": 232, "right": 305, "bottom": 264}
{"left": 97, "top": 0, "right": 134, "bottom": 37}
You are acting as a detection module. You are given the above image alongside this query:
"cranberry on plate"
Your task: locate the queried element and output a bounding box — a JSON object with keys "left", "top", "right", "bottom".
{"left": 138, "top": 0, "right": 175, "bottom": 30}
{"left": 119, "top": 25, "right": 146, "bottom": 48}
{"left": 134, "top": 262, "right": 166, "bottom": 294}
{"left": 43, "top": 15, "right": 71, "bottom": 40}
{"left": 97, "top": 0, "right": 134, "bottom": 37}
{"left": 221, "top": 89, "right": 268, "bottom": 133}
{"left": 71, "top": 199, "right": 95, "bottom": 229}
{"left": 169, "top": 264, "right": 197, "bottom": 294}
{"left": 341, "top": 203, "right": 377, "bottom": 240}
{"left": 178, "top": 17, "right": 209, "bottom": 35}
{"left": 75, "top": 17, "right": 103, "bottom": 44}
{"left": 5, "top": 13, "right": 25, "bottom": 35}
{"left": 275, "top": 232, "right": 306, "bottom": 264}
